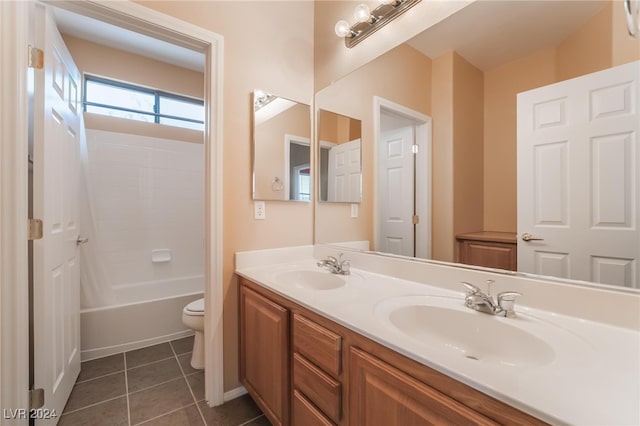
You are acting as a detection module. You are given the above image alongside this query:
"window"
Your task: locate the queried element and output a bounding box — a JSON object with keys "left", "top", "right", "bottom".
{"left": 83, "top": 75, "right": 204, "bottom": 131}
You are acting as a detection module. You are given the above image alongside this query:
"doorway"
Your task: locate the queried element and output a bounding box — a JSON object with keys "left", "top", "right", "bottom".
{"left": 374, "top": 97, "right": 432, "bottom": 259}
{"left": 0, "top": 0, "right": 224, "bottom": 415}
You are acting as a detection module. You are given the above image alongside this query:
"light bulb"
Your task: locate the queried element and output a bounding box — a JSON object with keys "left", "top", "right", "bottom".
{"left": 354, "top": 4, "right": 372, "bottom": 23}
{"left": 334, "top": 20, "right": 351, "bottom": 37}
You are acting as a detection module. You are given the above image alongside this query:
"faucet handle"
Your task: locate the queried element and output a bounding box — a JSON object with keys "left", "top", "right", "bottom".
{"left": 340, "top": 260, "right": 351, "bottom": 275}
{"left": 497, "top": 291, "right": 521, "bottom": 317}
{"left": 461, "top": 281, "right": 481, "bottom": 296}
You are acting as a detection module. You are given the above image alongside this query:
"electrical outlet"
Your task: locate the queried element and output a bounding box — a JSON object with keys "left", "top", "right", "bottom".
{"left": 351, "top": 203, "right": 358, "bottom": 218}
{"left": 254, "top": 201, "right": 266, "bottom": 220}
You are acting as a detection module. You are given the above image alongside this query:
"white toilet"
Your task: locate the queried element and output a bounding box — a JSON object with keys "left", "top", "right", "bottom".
{"left": 182, "top": 298, "right": 205, "bottom": 369}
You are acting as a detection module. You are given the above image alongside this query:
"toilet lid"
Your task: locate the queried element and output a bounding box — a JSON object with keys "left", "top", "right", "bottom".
{"left": 184, "top": 298, "right": 204, "bottom": 315}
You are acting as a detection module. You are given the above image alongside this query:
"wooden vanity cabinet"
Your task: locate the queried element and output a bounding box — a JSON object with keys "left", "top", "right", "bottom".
{"left": 349, "top": 347, "right": 497, "bottom": 426}
{"left": 239, "top": 285, "right": 289, "bottom": 426}
{"left": 238, "top": 277, "right": 547, "bottom": 426}
{"left": 456, "top": 231, "right": 518, "bottom": 271}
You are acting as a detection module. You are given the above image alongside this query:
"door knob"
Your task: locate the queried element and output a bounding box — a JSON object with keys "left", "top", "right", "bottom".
{"left": 521, "top": 233, "right": 544, "bottom": 242}
{"left": 76, "top": 236, "right": 89, "bottom": 245}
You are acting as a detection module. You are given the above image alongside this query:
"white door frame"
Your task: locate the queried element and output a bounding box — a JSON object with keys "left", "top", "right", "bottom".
{"left": 0, "top": 1, "right": 31, "bottom": 418}
{"left": 0, "top": 0, "right": 225, "bottom": 417}
{"left": 373, "top": 96, "right": 432, "bottom": 259}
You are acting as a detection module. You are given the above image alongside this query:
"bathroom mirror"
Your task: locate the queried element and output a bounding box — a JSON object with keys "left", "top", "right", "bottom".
{"left": 253, "top": 90, "right": 311, "bottom": 201}
{"left": 314, "top": 0, "right": 640, "bottom": 289}
{"left": 317, "top": 109, "right": 362, "bottom": 203}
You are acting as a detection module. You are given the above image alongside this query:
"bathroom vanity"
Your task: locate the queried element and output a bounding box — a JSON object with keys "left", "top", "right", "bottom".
{"left": 236, "top": 245, "right": 640, "bottom": 426}
{"left": 239, "top": 277, "right": 542, "bottom": 426}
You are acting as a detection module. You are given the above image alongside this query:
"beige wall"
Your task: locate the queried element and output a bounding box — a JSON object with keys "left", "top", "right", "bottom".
{"left": 315, "top": 44, "right": 431, "bottom": 246}
{"left": 483, "top": 47, "right": 557, "bottom": 232}
{"left": 430, "top": 52, "right": 454, "bottom": 261}
{"left": 318, "top": 110, "right": 360, "bottom": 144}
{"left": 431, "top": 52, "right": 484, "bottom": 262}
{"left": 134, "top": 1, "right": 314, "bottom": 392}
{"left": 63, "top": 35, "right": 204, "bottom": 143}
{"left": 452, "top": 53, "right": 484, "bottom": 239}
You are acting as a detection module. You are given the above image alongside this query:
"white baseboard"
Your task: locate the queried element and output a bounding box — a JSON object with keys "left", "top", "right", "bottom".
{"left": 223, "top": 385, "right": 248, "bottom": 402}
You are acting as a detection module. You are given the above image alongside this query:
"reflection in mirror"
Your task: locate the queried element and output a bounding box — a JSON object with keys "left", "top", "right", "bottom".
{"left": 318, "top": 109, "right": 362, "bottom": 203}
{"left": 314, "top": 0, "right": 640, "bottom": 289}
{"left": 253, "top": 90, "right": 311, "bottom": 201}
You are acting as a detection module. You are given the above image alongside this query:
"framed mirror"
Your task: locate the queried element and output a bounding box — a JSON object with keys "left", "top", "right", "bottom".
{"left": 253, "top": 90, "right": 311, "bottom": 201}
{"left": 314, "top": 0, "right": 640, "bottom": 290}
{"left": 318, "top": 109, "right": 362, "bottom": 203}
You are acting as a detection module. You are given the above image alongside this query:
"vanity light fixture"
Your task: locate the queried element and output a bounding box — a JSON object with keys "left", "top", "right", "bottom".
{"left": 334, "top": 0, "right": 421, "bottom": 48}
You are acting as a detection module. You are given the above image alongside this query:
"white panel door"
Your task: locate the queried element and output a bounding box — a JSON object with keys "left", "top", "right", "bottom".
{"left": 32, "top": 4, "right": 82, "bottom": 420}
{"left": 517, "top": 61, "right": 640, "bottom": 288}
{"left": 327, "top": 139, "right": 361, "bottom": 202}
{"left": 378, "top": 126, "right": 415, "bottom": 256}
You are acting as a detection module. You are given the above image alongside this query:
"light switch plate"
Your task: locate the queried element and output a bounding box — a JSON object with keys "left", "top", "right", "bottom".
{"left": 254, "top": 201, "right": 266, "bottom": 220}
{"left": 351, "top": 203, "right": 358, "bottom": 218}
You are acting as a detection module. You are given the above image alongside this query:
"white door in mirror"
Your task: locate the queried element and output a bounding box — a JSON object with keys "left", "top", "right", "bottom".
{"left": 517, "top": 60, "right": 640, "bottom": 288}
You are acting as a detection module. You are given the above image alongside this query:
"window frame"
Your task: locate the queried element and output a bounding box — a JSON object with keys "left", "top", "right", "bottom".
{"left": 83, "top": 74, "right": 205, "bottom": 128}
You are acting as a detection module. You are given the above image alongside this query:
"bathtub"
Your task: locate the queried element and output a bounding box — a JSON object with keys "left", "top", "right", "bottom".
{"left": 80, "top": 276, "right": 203, "bottom": 361}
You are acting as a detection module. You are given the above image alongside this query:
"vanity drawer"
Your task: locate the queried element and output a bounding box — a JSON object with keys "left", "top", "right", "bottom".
{"left": 293, "top": 353, "right": 341, "bottom": 423}
{"left": 293, "top": 389, "right": 335, "bottom": 426}
{"left": 293, "top": 314, "right": 342, "bottom": 376}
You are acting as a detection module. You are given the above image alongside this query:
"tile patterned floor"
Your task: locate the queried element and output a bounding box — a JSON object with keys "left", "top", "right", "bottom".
{"left": 59, "top": 336, "right": 270, "bottom": 426}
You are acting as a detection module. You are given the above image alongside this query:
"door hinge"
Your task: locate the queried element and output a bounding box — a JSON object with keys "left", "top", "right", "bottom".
{"left": 28, "top": 45, "right": 44, "bottom": 69}
{"left": 412, "top": 144, "right": 419, "bottom": 154}
{"left": 29, "top": 388, "right": 45, "bottom": 410}
{"left": 412, "top": 215, "right": 420, "bottom": 225}
{"left": 28, "top": 218, "right": 43, "bottom": 240}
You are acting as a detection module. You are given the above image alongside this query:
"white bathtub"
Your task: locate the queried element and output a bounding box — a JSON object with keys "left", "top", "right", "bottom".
{"left": 80, "top": 276, "right": 203, "bottom": 361}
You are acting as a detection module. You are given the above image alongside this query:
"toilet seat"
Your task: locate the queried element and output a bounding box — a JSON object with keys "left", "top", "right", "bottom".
{"left": 183, "top": 298, "right": 204, "bottom": 316}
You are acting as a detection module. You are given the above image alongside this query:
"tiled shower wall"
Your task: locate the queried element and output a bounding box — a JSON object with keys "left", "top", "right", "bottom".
{"left": 86, "top": 129, "right": 204, "bottom": 289}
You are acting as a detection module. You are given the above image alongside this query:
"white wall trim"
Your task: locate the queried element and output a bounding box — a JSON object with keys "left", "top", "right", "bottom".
{"left": 223, "top": 385, "right": 247, "bottom": 402}
{"left": 373, "top": 96, "right": 432, "bottom": 259}
{"left": 2, "top": 0, "right": 225, "bottom": 410}
{"left": 0, "top": 1, "right": 30, "bottom": 421}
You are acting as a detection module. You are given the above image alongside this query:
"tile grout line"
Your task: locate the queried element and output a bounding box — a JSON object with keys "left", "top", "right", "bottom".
{"left": 123, "top": 353, "right": 132, "bottom": 426}
{"left": 171, "top": 340, "right": 208, "bottom": 425}
{"left": 239, "top": 414, "right": 266, "bottom": 426}
{"left": 132, "top": 402, "right": 200, "bottom": 426}
{"left": 75, "top": 369, "right": 126, "bottom": 385}
{"left": 60, "top": 394, "right": 126, "bottom": 417}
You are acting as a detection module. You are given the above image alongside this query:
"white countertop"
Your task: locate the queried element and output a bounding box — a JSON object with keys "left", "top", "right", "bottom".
{"left": 235, "top": 246, "right": 640, "bottom": 426}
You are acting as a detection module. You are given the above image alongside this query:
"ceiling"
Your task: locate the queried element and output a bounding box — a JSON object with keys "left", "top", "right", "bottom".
{"left": 52, "top": 1, "right": 607, "bottom": 76}
{"left": 52, "top": 7, "right": 205, "bottom": 72}
{"left": 407, "top": 0, "right": 608, "bottom": 71}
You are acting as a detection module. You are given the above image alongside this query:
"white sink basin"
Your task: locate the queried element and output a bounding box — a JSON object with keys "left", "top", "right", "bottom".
{"left": 375, "top": 295, "right": 556, "bottom": 367}
{"left": 274, "top": 270, "right": 347, "bottom": 290}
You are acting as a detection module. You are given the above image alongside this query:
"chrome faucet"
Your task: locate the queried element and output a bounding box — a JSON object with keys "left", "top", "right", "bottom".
{"left": 461, "top": 280, "right": 521, "bottom": 318}
{"left": 317, "top": 253, "right": 351, "bottom": 275}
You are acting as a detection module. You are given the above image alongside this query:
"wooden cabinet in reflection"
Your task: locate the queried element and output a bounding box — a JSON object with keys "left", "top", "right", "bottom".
{"left": 456, "top": 231, "right": 517, "bottom": 271}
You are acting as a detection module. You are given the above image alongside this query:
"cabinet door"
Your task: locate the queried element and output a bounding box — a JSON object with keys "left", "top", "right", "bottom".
{"left": 460, "top": 240, "right": 517, "bottom": 271}
{"left": 240, "top": 285, "right": 289, "bottom": 426}
{"left": 349, "top": 348, "right": 498, "bottom": 426}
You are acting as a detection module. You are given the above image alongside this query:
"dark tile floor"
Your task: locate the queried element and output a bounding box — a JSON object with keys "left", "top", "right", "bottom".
{"left": 60, "top": 336, "right": 270, "bottom": 426}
